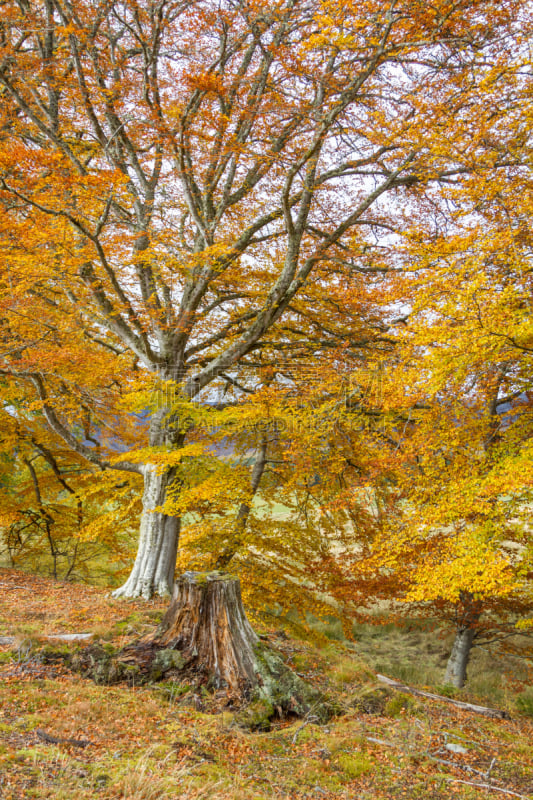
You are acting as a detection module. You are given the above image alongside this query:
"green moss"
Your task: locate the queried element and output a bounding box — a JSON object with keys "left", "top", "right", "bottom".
{"left": 301, "top": 759, "right": 342, "bottom": 789}
{"left": 384, "top": 693, "right": 415, "bottom": 718}
{"left": 251, "top": 640, "right": 334, "bottom": 723}
{"left": 150, "top": 648, "right": 185, "bottom": 680}
{"left": 112, "top": 612, "right": 147, "bottom": 634}
{"left": 184, "top": 570, "right": 236, "bottom": 586}
{"left": 288, "top": 723, "right": 322, "bottom": 744}
{"left": 39, "top": 644, "right": 73, "bottom": 665}
{"left": 236, "top": 699, "right": 274, "bottom": 731}
{"left": 335, "top": 751, "right": 374, "bottom": 779}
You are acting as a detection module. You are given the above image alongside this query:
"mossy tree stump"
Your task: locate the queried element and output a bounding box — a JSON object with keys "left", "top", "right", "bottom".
{"left": 152, "top": 571, "right": 329, "bottom": 723}
{"left": 155, "top": 570, "right": 259, "bottom": 691}
{"left": 59, "top": 571, "right": 332, "bottom": 727}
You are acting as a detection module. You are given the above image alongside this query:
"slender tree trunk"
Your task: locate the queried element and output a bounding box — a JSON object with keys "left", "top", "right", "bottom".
{"left": 444, "top": 626, "right": 477, "bottom": 688}
{"left": 216, "top": 434, "right": 268, "bottom": 569}
{"left": 444, "top": 592, "right": 481, "bottom": 688}
{"left": 113, "top": 407, "right": 184, "bottom": 599}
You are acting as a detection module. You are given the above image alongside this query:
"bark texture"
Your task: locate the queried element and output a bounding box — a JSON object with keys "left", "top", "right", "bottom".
{"left": 444, "top": 627, "right": 477, "bottom": 688}
{"left": 112, "top": 465, "right": 180, "bottom": 599}
{"left": 443, "top": 592, "right": 481, "bottom": 688}
{"left": 156, "top": 571, "right": 259, "bottom": 690}
{"left": 113, "top": 410, "right": 184, "bottom": 599}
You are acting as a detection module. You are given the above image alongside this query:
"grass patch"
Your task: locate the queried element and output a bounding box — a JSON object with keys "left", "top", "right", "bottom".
{"left": 335, "top": 750, "right": 374, "bottom": 779}
{"left": 516, "top": 689, "right": 533, "bottom": 717}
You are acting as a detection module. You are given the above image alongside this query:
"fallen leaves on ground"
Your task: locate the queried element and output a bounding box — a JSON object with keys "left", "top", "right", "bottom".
{"left": 1, "top": 567, "right": 532, "bottom": 799}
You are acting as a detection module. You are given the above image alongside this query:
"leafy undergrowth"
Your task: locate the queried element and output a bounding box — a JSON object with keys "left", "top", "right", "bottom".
{"left": 1, "top": 568, "right": 533, "bottom": 799}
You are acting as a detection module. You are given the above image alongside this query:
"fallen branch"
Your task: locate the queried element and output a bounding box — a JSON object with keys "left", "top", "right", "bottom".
{"left": 376, "top": 674, "right": 510, "bottom": 720}
{"left": 366, "top": 736, "right": 395, "bottom": 747}
{"left": 363, "top": 733, "right": 522, "bottom": 797}
{"left": 429, "top": 752, "right": 495, "bottom": 779}
{"left": 366, "top": 736, "right": 499, "bottom": 782}
{"left": 0, "top": 633, "right": 93, "bottom": 646}
{"left": 35, "top": 728, "right": 91, "bottom": 748}
{"left": 291, "top": 714, "right": 319, "bottom": 744}
{"left": 442, "top": 777, "right": 530, "bottom": 799}
{"left": 0, "top": 584, "right": 28, "bottom": 590}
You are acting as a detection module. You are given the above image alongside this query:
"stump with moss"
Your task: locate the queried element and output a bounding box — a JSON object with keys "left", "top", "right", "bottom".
{"left": 153, "top": 570, "right": 330, "bottom": 725}
{"left": 62, "top": 571, "right": 332, "bottom": 727}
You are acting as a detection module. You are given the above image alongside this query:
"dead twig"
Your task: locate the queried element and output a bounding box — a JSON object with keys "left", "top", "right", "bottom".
{"left": 291, "top": 713, "right": 319, "bottom": 744}
{"left": 35, "top": 728, "right": 91, "bottom": 748}
{"left": 441, "top": 777, "right": 530, "bottom": 799}
{"left": 486, "top": 757, "right": 498, "bottom": 781}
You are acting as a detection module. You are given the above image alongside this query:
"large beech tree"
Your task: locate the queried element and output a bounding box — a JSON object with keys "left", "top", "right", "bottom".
{"left": 0, "top": 0, "right": 522, "bottom": 598}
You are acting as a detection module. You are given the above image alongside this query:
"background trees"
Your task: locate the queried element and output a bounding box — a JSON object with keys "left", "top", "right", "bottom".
{"left": 0, "top": 380, "right": 142, "bottom": 582}
{"left": 339, "top": 39, "right": 533, "bottom": 686}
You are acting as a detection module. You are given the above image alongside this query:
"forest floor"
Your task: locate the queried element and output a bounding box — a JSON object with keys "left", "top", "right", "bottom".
{"left": 1, "top": 566, "right": 533, "bottom": 800}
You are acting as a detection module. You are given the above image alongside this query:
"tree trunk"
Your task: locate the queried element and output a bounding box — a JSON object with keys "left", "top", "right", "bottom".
{"left": 444, "top": 592, "right": 481, "bottom": 688}
{"left": 112, "top": 465, "right": 180, "bottom": 598}
{"left": 444, "top": 626, "right": 477, "bottom": 688}
{"left": 112, "top": 408, "right": 183, "bottom": 599}
{"left": 152, "top": 571, "right": 328, "bottom": 723}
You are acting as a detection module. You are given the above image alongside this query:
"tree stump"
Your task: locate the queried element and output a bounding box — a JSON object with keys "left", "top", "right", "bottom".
{"left": 153, "top": 571, "right": 330, "bottom": 725}
{"left": 155, "top": 571, "right": 260, "bottom": 691}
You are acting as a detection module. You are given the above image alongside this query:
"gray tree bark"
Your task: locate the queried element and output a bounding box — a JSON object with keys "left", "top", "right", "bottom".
{"left": 444, "top": 626, "right": 477, "bottom": 688}
{"left": 112, "top": 408, "right": 184, "bottom": 599}
{"left": 444, "top": 592, "right": 481, "bottom": 688}
{"left": 112, "top": 465, "right": 180, "bottom": 598}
